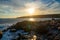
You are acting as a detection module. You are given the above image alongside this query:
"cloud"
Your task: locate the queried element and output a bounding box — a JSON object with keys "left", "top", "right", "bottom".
{"left": 0, "top": 0, "right": 35, "bottom": 8}
{"left": 0, "top": 0, "right": 60, "bottom": 18}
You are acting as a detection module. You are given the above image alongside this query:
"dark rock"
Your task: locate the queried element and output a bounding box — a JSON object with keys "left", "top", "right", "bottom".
{"left": 10, "top": 29, "right": 17, "bottom": 32}
{"left": 0, "top": 31, "right": 3, "bottom": 39}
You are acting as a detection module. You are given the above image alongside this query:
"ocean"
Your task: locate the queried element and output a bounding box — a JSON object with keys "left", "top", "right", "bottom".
{"left": 0, "top": 18, "right": 59, "bottom": 31}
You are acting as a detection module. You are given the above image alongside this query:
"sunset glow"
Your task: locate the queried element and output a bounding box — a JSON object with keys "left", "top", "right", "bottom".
{"left": 0, "top": 0, "right": 60, "bottom": 18}
{"left": 27, "top": 8, "right": 35, "bottom": 15}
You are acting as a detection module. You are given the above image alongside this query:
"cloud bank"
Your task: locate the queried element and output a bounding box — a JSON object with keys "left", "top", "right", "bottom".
{"left": 0, "top": 0, "right": 60, "bottom": 18}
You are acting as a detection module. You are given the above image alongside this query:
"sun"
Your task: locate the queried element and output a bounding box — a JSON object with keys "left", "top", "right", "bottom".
{"left": 27, "top": 7, "right": 35, "bottom": 15}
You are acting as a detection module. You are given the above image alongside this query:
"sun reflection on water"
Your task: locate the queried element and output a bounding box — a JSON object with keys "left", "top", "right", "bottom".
{"left": 28, "top": 18, "right": 35, "bottom": 21}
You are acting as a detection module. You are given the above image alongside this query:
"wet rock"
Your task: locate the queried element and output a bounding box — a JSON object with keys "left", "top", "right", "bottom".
{"left": 2, "top": 29, "right": 8, "bottom": 32}
{"left": 0, "top": 31, "right": 3, "bottom": 39}
{"left": 10, "top": 29, "right": 16, "bottom": 32}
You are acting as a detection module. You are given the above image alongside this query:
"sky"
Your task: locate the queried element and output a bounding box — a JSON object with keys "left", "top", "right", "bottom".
{"left": 0, "top": 0, "right": 60, "bottom": 18}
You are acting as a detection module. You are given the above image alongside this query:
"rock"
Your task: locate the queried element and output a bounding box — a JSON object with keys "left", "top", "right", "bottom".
{"left": 10, "top": 29, "right": 16, "bottom": 32}
{"left": 0, "top": 31, "right": 3, "bottom": 39}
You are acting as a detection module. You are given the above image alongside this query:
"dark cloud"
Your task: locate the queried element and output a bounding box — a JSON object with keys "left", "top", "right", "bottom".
{"left": 55, "top": 0, "right": 60, "bottom": 3}
{"left": 0, "top": 0, "right": 11, "bottom": 6}
{"left": 0, "top": 0, "right": 35, "bottom": 7}
{"left": 40, "top": 0, "right": 53, "bottom": 4}
{"left": 0, "top": 0, "right": 10, "bottom": 2}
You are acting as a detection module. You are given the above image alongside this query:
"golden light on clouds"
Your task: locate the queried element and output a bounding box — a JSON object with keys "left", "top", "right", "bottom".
{"left": 0, "top": 0, "right": 60, "bottom": 18}
{"left": 20, "top": 2, "right": 59, "bottom": 17}
{"left": 25, "top": 3, "right": 40, "bottom": 16}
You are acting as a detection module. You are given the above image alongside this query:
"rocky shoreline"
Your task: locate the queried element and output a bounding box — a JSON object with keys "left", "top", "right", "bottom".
{"left": 0, "top": 18, "right": 60, "bottom": 40}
